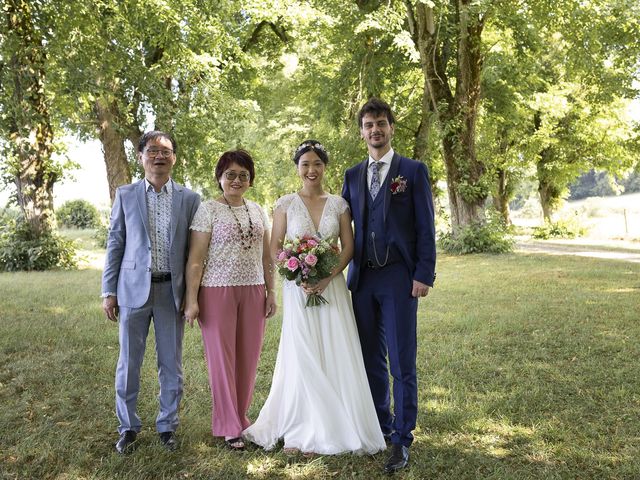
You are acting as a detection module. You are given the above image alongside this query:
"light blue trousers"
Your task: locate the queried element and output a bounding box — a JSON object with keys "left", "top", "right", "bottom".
{"left": 115, "top": 281, "right": 184, "bottom": 434}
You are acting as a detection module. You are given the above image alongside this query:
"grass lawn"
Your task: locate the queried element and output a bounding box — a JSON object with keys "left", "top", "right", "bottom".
{"left": 0, "top": 250, "right": 638, "bottom": 479}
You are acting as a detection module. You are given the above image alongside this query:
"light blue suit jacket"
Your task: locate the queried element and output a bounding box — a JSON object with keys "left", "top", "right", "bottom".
{"left": 102, "top": 179, "right": 201, "bottom": 311}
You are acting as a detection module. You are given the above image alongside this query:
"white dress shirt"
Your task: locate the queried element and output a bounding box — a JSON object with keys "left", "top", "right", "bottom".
{"left": 367, "top": 148, "right": 395, "bottom": 191}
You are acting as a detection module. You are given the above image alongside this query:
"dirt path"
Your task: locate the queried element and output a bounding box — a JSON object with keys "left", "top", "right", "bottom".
{"left": 516, "top": 239, "right": 640, "bottom": 263}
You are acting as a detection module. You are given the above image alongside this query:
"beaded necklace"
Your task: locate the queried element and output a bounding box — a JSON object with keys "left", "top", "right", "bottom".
{"left": 223, "top": 194, "right": 255, "bottom": 250}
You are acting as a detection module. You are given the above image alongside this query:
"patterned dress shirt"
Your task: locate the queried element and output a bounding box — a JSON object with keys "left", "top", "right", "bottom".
{"left": 145, "top": 178, "right": 173, "bottom": 273}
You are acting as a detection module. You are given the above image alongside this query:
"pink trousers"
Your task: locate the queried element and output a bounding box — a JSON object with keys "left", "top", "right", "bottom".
{"left": 198, "top": 284, "right": 266, "bottom": 438}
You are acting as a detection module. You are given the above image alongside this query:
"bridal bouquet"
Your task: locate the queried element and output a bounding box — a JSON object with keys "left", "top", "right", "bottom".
{"left": 276, "top": 235, "right": 340, "bottom": 307}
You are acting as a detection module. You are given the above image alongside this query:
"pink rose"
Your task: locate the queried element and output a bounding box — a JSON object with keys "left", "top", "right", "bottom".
{"left": 307, "top": 239, "right": 318, "bottom": 247}
{"left": 304, "top": 253, "right": 318, "bottom": 267}
{"left": 277, "top": 250, "right": 288, "bottom": 261}
{"left": 286, "top": 257, "right": 299, "bottom": 271}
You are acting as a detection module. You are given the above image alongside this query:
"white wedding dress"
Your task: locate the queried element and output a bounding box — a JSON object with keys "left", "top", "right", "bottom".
{"left": 243, "top": 193, "right": 385, "bottom": 455}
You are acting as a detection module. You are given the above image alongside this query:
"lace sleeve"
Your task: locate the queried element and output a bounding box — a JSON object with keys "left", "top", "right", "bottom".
{"left": 274, "top": 194, "right": 295, "bottom": 214}
{"left": 190, "top": 201, "right": 213, "bottom": 232}
{"left": 335, "top": 195, "right": 350, "bottom": 215}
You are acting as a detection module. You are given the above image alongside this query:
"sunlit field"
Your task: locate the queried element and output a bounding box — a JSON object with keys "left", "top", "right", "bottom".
{"left": 512, "top": 192, "right": 640, "bottom": 241}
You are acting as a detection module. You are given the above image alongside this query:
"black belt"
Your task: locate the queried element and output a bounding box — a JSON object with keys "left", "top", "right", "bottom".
{"left": 151, "top": 272, "right": 172, "bottom": 282}
{"left": 366, "top": 260, "right": 386, "bottom": 269}
{"left": 366, "top": 260, "right": 399, "bottom": 269}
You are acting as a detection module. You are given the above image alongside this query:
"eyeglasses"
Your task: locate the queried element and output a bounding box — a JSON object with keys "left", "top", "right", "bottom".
{"left": 145, "top": 148, "right": 174, "bottom": 157}
{"left": 224, "top": 172, "right": 250, "bottom": 182}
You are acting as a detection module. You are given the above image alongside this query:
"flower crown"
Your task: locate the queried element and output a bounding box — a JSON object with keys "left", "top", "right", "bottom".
{"left": 295, "top": 142, "right": 327, "bottom": 155}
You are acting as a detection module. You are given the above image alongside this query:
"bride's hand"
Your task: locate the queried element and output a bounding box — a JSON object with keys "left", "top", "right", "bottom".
{"left": 302, "top": 277, "right": 331, "bottom": 295}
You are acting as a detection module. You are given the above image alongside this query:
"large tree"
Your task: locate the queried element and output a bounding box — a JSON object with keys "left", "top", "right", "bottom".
{"left": 403, "top": 1, "right": 490, "bottom": 233}
{"left": 0, "top": 0, "right": 58, "bottom": 235}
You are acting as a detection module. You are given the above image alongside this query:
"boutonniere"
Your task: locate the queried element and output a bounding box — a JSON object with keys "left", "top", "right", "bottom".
{"left": 390, "top": 175, "right": 407, "bottom": 194}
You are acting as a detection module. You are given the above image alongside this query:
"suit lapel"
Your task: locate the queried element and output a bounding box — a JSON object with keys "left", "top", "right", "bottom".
{"left": 170, "top": 179, "right": 183, "bottom": 245}
{"left": 357, "top": 159, "right": 367, "bottom": 221}
{"left": 136, "top": 180, "right": 151, "bottom": 242}
{"left": 383, "top": 154, "right": 401, "bottom": 223}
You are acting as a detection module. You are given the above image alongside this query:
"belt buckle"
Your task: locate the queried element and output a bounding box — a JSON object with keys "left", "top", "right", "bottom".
{"left": 366, "top": 260, "right": 376, "bottom": 269}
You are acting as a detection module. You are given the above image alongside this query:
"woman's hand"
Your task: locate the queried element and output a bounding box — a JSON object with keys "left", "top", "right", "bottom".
{"left": 183, "top": 302, "right": 199, "bottom": 327}
{"left": 301, "top": 276, "right": 331, "bottom": 296}
{"left": 265, "top": 290, "right": 277, "bottom": 318}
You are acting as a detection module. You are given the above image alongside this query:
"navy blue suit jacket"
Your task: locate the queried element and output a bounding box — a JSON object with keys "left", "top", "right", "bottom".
{"left": 342, "top": 153, "right": 436, "bottom": 291}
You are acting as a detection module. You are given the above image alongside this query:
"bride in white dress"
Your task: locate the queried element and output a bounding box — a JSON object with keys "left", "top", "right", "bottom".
{"left": 243, "top": 140, "right": 385, "bottom": 455}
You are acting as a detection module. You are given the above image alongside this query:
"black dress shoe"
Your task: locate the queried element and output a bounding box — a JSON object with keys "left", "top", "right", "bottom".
{"left": 159, "top": 431, "right": 177, "bottom": 451}
{"left": 115, "top": 430, "right": 137, "bottom": 454}
{"left": 384, "top": 444, "right": 409, "bottom": 474}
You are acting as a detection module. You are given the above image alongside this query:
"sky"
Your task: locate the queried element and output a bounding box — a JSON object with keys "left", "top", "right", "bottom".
{"left": 1, "top": 137, "right": 110, "bottom": 210}
{"left": 56, "top": 139, "right": 111, "bottom": 209}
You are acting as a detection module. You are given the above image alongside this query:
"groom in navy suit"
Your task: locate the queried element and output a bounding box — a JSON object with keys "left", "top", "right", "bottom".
{"left": 342, "top": 98, "right": 436, "bottom": 473}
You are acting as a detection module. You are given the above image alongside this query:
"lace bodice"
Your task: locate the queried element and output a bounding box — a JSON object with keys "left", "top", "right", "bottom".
{"left": 275, "top": 193, "right": 349, "bottom": 241}
{"left": 190, "top": 199, "right": 269, "bottom": 287}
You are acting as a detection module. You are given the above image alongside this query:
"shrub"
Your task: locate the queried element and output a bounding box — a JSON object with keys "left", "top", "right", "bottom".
{"left": 93, "top": 222, "right": 109, "bottom": 249}
{"left": 0, "top": 207, "right": 20, "bottom": 226}
{"left": 56, "top": 199, "right": 100, "bottom": 229}
{"left": 0, "top": 219, "right": 77, "bottom": 271}
{"left": 439, "top": 214, "right": 515, "bottom": 254}
{"left": 532, "top": 217, "right": 588, "bottom": 240}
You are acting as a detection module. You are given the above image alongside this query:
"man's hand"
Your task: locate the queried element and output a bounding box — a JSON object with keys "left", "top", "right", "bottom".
{"left": 103, "top": 296, "right": 119, "bottom": 321}
{"left": 411, "top": 280, "right": 430, "bottom": 298}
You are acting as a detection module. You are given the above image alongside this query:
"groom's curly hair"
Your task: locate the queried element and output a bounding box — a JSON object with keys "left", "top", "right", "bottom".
{"left": 358, "top": 97, "right": 396, "bottom": 128}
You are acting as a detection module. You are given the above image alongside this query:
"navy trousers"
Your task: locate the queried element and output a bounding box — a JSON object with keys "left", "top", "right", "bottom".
{"left": 352, "top": 262, "right": 418, "bottom": 447}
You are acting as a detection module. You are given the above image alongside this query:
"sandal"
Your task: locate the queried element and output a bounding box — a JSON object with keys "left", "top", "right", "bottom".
{"left": 283, "top": 447, "right": 300, "bottom": 456}
{"left": 225, "top": 437, "right": 245, "bottom": 450}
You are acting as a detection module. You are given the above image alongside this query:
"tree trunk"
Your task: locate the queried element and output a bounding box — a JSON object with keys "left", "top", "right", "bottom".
{"left": 4, "top": 0, "right": 56, "bottom": 236}
{"left": 95, "top": 97, "right": 131, "bottom": 203}
{"left": 441, "top": 132, "right": 485, "bottom": 230}
{"left": 493, "top": 168, "right": 511, "bottom": 225}
{"left": 406, "top": 0, "right": 487, "bottom": 235}
{"left": 536, "top": 150, "right": 562, "bottom": 222}
{"left": 538, "top": 182, "right": 553, "bottom": 221}
{"left": 532, "top": 112, "right": 562, "bottom": 222}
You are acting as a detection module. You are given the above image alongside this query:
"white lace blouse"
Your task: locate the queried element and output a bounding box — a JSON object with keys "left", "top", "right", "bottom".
{"left": 190, "top": 199, "right": 269, "bottom": 287}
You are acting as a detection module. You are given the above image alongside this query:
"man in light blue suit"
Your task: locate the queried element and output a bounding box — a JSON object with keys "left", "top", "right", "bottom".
{"left": 342, "top": 98, "right": 436, "bottom": 474}
{"left": 102, "top": 131, "right": 200, "bottom": 454}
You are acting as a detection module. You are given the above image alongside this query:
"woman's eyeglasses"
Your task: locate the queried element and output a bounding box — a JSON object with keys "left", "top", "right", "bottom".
{"left": 224, "top": 172, "right": 250, "bottom": 182}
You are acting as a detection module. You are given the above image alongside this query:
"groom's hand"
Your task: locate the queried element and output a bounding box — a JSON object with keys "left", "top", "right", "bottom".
{"left": 411, "top": 280, "right": 430, "bottom": 298}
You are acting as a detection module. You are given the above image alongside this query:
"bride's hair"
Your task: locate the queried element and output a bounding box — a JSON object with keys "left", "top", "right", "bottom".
{"left": 293, "top": 140, "right": 329, "bottom": 165}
